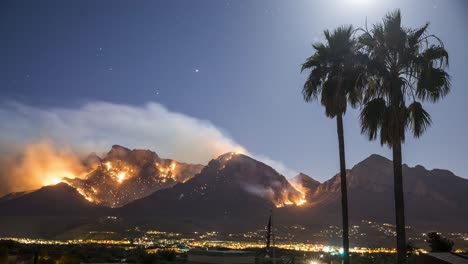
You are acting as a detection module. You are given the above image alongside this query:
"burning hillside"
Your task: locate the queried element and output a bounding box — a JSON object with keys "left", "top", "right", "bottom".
{"left": 3, "top": 145, "right": 311, "bottom": 209}
{"left": 52, "top": 145, "right": 204, "bottom": 207}
{"left": 57, "top": 149, "right": 311, "bottom": 208}
{"left": 119, "top": 151, "right": 312, "bottom": 224}
{"left": 204, "top": 152, "right": 307, "bottom": 207}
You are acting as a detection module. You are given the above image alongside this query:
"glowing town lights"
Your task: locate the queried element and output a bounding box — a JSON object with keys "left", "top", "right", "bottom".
{"left": 322, "top": 246, "right": 332, "bottom": 253}
{"left": 117, "top": 172, "right": 127, "bottom": 184}
{"left": 171, "top": 163, "right": 176, "bottom": 171}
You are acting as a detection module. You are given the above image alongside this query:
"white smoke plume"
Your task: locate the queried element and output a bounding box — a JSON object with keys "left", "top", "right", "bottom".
{"left": 243, "top": 184, "right": 275, "bottom": 200}
{"left": 0, "top": 101, "right": 245, "bottom": 162}
{"left": 0, "top": 101, "right": 297, "bottom": 195}
{"left": 0, "top": 141, "right": 87, "bottom": 195}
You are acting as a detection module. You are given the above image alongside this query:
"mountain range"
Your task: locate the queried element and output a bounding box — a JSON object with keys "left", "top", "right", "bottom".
{"left": 0, "top": 145, "right": 467, "bottom": 244}
{"left": 65, "top": 145, "right": 204, "bottom": 207}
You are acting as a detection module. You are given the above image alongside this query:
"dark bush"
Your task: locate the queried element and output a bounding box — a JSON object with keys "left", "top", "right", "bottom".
{"left": 426, "top": 232, "right": 454, "bottom": 252}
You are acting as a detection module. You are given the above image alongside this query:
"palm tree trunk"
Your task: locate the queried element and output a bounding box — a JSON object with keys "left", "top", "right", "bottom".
{"left": 393, "top": 141, "right": 406, "bottom": 264}
{"left": 336, "top": 114, "right": 350, "bottom": 264}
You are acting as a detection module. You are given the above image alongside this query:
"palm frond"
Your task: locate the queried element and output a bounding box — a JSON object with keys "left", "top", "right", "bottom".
{"left": 416, "top": 67, "right": 450, "bottom": 102}
{"left": 360, "top": 98, "right": 386, "bottom": 141}
{"left": 302, "top": 66, "right": 325, "bottom": 102}
{"left": 423, "top": 45, "right": 449, "bottom": 67}
{"left": 407, "top": 101, "right": 432, "bottom": 137}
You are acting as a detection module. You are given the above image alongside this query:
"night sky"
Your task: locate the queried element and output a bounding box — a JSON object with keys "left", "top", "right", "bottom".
{"left": 1, "top": 0, "right": 467, "bottom": 181}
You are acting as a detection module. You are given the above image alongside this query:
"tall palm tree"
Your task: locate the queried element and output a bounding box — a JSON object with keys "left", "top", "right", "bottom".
{"left": 301, "top": 25, "right": 361, "bottom": 264}
{"left": 358, "top": 10, "right": 450, "bottom": 263}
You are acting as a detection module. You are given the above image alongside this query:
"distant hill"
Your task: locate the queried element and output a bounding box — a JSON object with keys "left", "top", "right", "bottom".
{"left": 0, "top": 183, "right": 105, "bottom": 216}
{"left": 0, "top": 183, "right": 108, "bottom": 238}
{"left": 118, "top": 152, "right": 304, "bottom": 232}
{"left": 296, "top": 154, "right": 468, "bottom": 231}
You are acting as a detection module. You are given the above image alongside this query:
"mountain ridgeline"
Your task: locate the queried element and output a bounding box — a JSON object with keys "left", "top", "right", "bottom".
{"left": 0, "top": 146, "right": 467, "bottom": 238}
{"left": 66, "top": 145, "right": 204, "bottom": 207}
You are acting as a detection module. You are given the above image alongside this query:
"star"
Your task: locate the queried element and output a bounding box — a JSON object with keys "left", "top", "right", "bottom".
{"left": 195, "top": 69, "right": 199, "bottom": 73}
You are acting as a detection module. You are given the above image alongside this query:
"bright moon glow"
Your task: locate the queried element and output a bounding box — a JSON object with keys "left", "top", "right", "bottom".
{"left": 349, "top": 0, "right": 370, "bottom": 5}
{"left": 343, "top": 0, "right": 373, "bottom": 9}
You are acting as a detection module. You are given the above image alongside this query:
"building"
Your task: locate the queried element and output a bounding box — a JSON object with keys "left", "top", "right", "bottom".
{"left": 418, "top": 252, "right": 468, "bottom": 264}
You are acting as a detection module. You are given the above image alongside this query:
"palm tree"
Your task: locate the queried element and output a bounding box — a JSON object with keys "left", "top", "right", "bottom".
{"left": 301, "top": 25, "right": 361, "bottom": 264}
{"left": 358, "top": 10, "right": 450, "bottom": 263}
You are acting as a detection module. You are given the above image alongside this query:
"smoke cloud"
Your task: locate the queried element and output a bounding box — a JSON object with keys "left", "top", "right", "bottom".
{"left": 0, "top": 101, "right": 297, "bottom": 196}
{"left": 0, "top": 141, "right": 87, "bottom": 195}
{"left": 243, "top": 184, "right": 275, "bottom": 200}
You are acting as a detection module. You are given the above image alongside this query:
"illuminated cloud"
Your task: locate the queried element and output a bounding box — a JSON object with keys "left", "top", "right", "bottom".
{"left": 0, "top": 101, "right": 244, "bottom": 164}
{"left": 0, "top": 101, "right": 298, "bottom": 195}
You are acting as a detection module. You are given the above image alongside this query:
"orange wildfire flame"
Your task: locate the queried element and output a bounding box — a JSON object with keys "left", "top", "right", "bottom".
{"left": 30, "top": 145, "right": 306, "bottom": 208}
{"left": 155, "top": 161, "right": 177, "bottom": 180}
{"left": 101, "top": 161, "right": 135, "bottom": 184}
{"left": 275, "top": 181, "right": 308, "bottom": 208}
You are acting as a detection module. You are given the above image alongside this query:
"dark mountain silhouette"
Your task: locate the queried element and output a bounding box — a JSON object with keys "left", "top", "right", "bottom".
{"left": 297, "top": 154, "right": 468, "bottom": 231}
{"left": 0, "top": 152, "right": 466, "bottom": 238}
{"left": 0, "top": 183, "right": 108, "bottom": 238}
{"left": 0, "top": 183, "right": 105, "bottom": 216}
{"left": 65, "top": 145, "right": 204, "bottom": 207}
{"left": 118, "top": 152, "right": 303, "bottom": 232}
{"left": 0, "top": 190, "right": 32, "bottom": 203}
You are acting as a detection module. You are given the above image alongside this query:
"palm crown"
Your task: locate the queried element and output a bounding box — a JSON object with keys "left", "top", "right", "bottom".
{"left": 358, "top": 10, "right": 450, "bottom": 146}
{"left": 301, "top": 25, "right": 362, "bottom": 118}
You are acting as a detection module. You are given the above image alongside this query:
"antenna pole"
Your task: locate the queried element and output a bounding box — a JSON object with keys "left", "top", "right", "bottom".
{"left": 266, "top": 210, "right": 272, "bottom": 257}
